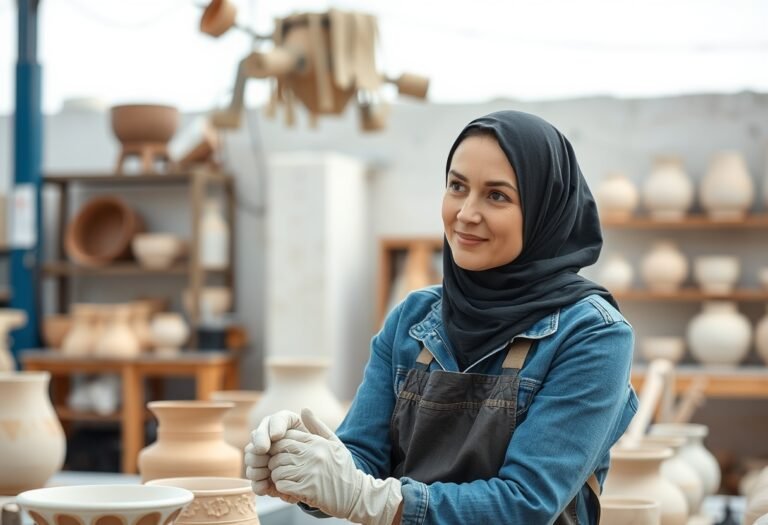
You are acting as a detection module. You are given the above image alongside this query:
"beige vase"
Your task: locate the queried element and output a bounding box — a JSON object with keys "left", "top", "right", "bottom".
{"left": 640, "top": 242, "right": 688, "bottom": 292}
{"left": 755, "top": 306, "right": 768, "bottom": 365}
{"left": 641, "top": 436, "right": 704, "bottom": 515}
{"left": 146, "top": 477, "right": 259, "bottom": 525}
{"left": 0, "top": 309, "right": 27, "bottom": 372}
{"left": 693, "top": 256, "right": 740, "bottom": 294}
{"left": 248, "top": 357, "right": 346, "bottom": 432}
{"left": 598, "top": 254, "right": 635, "bottom": 292}
{"left": 700, "top": 150, "right": 754, "bottom": 221}
{"left": 686, "top": 301, "right": 751, "bottom": 366}
{"left": 603, "top": 446, "right": 689, "bottom": 525}
{"left": 745, "top": 468, "right": 768, "bottom": 525}
{"left": 596, "top": 171, "right": 640, "bottom": 221}
{"left": 599, "top": 497, "right": 660, "bottom": 525}
{"left": 642, "top": 157, "right": 693, "bottom": 221}
{"left": 210, "top": 390, "right": 263, "bottom": 451}
{"left": 0, "top": 371, "right": 66, "bottom": 495}
{"left": 138, "top": 401, "right": 242, "bottom": 482}
{"left": 131, "top": 301, "right": 155, "bottom": 352}
{"left": 649, "top": 423, "right": 721, "bottom": 497}
{"left": 61, "top": 304, "right": 98, "bottom": 356}
{"left": 94, "top": 304, "right": 142, "bottom": 358}
{"left": 150, "top": 313, "right": 190, "bottom": 355}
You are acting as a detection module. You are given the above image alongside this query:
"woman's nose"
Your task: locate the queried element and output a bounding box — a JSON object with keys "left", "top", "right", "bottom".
{"left": 457, "top": 197, "right": 481, "bottom": 223}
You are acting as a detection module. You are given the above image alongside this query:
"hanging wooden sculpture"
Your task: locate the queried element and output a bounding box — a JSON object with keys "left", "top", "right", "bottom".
{"left": 199, "top": 0, "right": 429, "bottom": 132}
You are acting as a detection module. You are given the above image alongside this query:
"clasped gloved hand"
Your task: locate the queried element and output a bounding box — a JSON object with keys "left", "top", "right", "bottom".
{"left": 268, "top": 408, "right": 403, "bottom": 525}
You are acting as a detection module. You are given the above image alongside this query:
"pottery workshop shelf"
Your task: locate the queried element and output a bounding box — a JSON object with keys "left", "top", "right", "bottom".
{"left": 602, "top": 213, "right": 768, "bottom": 230}
{"left": 22, "top": 350, "right": 240, "bottom": 474}
{"left": 614, "top": 288, "right": 768, "bottom": 302}
{"left": 44, "top": 171, "right": 233, "bottom": 186}
{"left": 631, "top": 365, "right": 768, "bottom": 398}
{"left": 40, "top": 261, "right": 229, "bottom": 277}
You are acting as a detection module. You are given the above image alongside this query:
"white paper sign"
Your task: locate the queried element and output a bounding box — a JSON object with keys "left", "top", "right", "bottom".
{"left": 10, "top": 183, "right": 37, "bottom": 249}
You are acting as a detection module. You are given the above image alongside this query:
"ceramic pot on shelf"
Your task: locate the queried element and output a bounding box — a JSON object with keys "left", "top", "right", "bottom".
{"left": 693, "top": 256, "right": 740, "bottom": 294}
{"left": 640, "top": 241, "right": 688, "bottom": 292}
{"left": 603, "top": 446, "right": 689, "bottom": 525}
{"left": 150, "top": 313, "right": 190, "bottom": 356}
{"left": 200, "top": 199, "right": 230, "bottom": 270}
{"left": 598, "top": 497, "right": 660, "bottom": 525}
{"left": 61, "top": 304, "right": 98, "bottom": 356}
{"left": 640, "top": 435, "right": 704, "bottom": 516}
{"left": 640, "top": 337, "right": 685, "bottom": 364}
{"left": 94, "top": 304, "right": 142, "bottom": 358}
{"left": 248, "top": 357, "right": 346, "bottom": 432}
{"left": 0, "top": 309, "right": 27, "bottom": 371}
{"left": 755, "top": 306, "right": 768, "bottom": 365}
{"left": 210, "top": 390, "right": 263, "bottom": 452}
{"left": 700, "top": 150, "right": 754, "bottom": 221}
{"left": 146, "top": 477, "right": 258, "bottom": 525}
{"left": 649, "top": 423, "right": 721, "bottom": 497}
{"left": 0, "top": 371, "right": 66, "bottom": 495}
{"left": 597, "top": 254, "right": 634, "bottom": 293}
{"left": 138, "top": 400, "right": 242, "bottom": 482}
{"left": 642, "top": 157, "right": 694, "bottom": 221}
{"left": 41, "top": 314, "right": 72, "bottom": 350}
{"left": 686, "top": 301, "right": 751, "bottom": 366}
{"left": 596, "top": 171, "right": 639, "bottom": 221}
{"left": 130, "top": 301, "right": 154, "bottom": 352}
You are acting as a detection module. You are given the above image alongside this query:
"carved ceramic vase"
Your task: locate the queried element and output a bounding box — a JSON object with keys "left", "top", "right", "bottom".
{"left": 603, "top": 446, "right": 688, "bottom": 525}
{"left": 596, "top": 172, "right": 639, "bottom": 221}
{"left": 138, "top": 401, "right": 242, "bottom": 482}
{"left": 146, "top": 478, "right": 259, "bottom": 525}
{"left": 693, "top": 256, "right": 740, "bottom": 294}
{"left": 598, "top": 497, "right": 660, "bottom": 525}
{"left": 649, "top": 423, "right": 721, "bottom": 497}
{"left": 0, "top": 372, "right": 66, "bottom": 495}
{"left": 94, "top": 305, "right": 142, "bottom": 358}
{"left": 686, "top": 301, "right": 751, "bottom": 366}
{"left": 640, "top": 242, "right": 688, "bottom": 292}
{"left": 642, "top": 157, "right": 694, "bottom": 220}
{"left": 248, "top": 357, "right": 346, "bottom": 432}
{"left": 0, "top": 309, "right": 27, "bottom": 372}
{"left": 210, "top": 390, "right": 263, "bottom": 451}
{"left": 755, "top": 306, "right": 768, "bottom": 365}
{"left": 700, "top": 151, "right": 754, "bottom": 220}
{"left": 641, "top": 436, "right": 704, "bottom": 515}
{"left": 598, "top": 254, "right": 634, "bottom": 292}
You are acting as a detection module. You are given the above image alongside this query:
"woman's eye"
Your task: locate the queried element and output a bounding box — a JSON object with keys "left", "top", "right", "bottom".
{"left": 489, "top": 191, "right": 510, "bottom": 202}
{"left": 448, "top": 181, "right": 464, "bottom": 192}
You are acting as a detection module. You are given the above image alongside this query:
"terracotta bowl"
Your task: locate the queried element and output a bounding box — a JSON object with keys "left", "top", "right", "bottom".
{"left": 41, "top": 315, "right": 72, "bottom": 349}
{"left": 111, "top": 105, "right": 179, "bottom": 145}
{"left": 65, "top": 197, "right": 144, "bottom": 267}
{"left": 17, "top": 484, "right": 193, "bottom": 525}
{"left": 132, "top": 234, "right": 187, "bottom": 270}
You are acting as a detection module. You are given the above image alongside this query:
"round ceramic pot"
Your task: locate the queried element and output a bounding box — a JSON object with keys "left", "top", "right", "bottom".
{"left": 700, "top": 150, "right": 754, "bottom": 221}
{"left": 0, "top": 372, "right": 66, "bottom": 495}
{"left": 138, "top": 401, "right": 242, "bottom": 482}
{"left": 0, "top": 309, "right": 27, "bottom": 372}
{"left": 693, "top": 256, "right": 740, "bottom": 294}
{"left": 603, "top": 446, "right": 688, "bottom": 525}
{"left": 248, "top": 357, "right": 346, "bottom": 432}
{"left": 596, "top": 172, "right": 639, "bottom": 221}
{"left": 132, "top": 234, "right": 186, "bottom": 270}
{"left": 598, "top": 254, "right": 634, "bottom": 293}
{"left": 640, "top": 242, "right": 688, "bottom": 292}
{"left": 649, "top": 423, "right": 721, "bottom": 497}
{"left": 61, "top": 304, "right": 99, "bottom": 357}
{"left": 94, "top": 304, "right": 142, "bottom": 358}
{"left": 641, "top": 436, "right": 704, "bottom": 515}
{"left": 640, "top": 337, "right": 685, "bottom": 364}
{"left": 210, "top": 391, "right": 263, "bottom": 452}
{"left": 150, "top": 314, "right": 189, "bottom": 356}
{"left": 642, "top": 157, "right": 693, "bottom": 221}
{"left": 146, "top": 478, "right": 258, "bottom": 525}
{"left": 599, "top": 497, "right": 660, "bottom": 525}
{"left": 111, "top": 105, "right": 179, "bottom": 145}
{"left": 686, "top": 301, "right": 751, "bottom": 366}
{"left": 41, "top": 314, "right": 72, "bottom": 350}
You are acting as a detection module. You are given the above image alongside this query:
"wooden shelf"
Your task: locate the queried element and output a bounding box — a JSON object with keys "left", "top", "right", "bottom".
{"left": 614, "top": 288, "right": 768, "bottom": 302}
{"left": 631, "top": 365, "right": 768, "bottom": 398}
{"left": 43, "top": 171, "right": 232, "bottom": 186}
{"left": 602, "top": 214, "right": 768, "bottom": 230}
{"left": 41, "top": 262, "right": 227, "bottom": 277}
{"left": 55, "top": 406, "right": 122, "bottom": 422}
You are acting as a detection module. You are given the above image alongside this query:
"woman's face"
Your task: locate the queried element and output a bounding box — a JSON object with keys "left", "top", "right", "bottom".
{"left": 442, "top": 134, "right": 523, "bottom": 271}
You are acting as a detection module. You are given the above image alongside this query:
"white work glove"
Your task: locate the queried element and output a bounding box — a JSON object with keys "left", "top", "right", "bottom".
{"left": 245, "top": 410, "right": 307, "bottom": 503}
{"left": 269, "top": 408, "right": 403, "bottom": 525}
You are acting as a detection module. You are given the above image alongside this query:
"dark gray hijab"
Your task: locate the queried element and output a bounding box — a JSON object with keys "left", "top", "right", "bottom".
{"left": 441, "top": 110, "right": 617, "bottom": 370}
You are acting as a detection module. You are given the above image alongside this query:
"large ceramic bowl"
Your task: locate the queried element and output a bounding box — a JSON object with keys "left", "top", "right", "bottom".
{"left": 693, "top": 255, "right": 740, "bottom": 294}
{"left": 640, "top": 336, "right": 685, "bottom": 364}
{"left": 132, "top": 234, "right": 187, "bottom": 270}
{"left": 17, "top": 484, "right": 193, "bottom": 525}
{"left": 145, "top": 478, "right": 257, "bottom": 525}
{"left": 111, "top": 105, "right": 179, "bottom": 145}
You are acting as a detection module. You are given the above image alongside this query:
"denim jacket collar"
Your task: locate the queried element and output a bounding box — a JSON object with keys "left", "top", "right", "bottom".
{"left": 408, "top": 298, "right": 560, "bottom": 372}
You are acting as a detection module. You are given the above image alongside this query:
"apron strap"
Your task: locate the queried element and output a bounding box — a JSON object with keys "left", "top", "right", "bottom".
{"left": 501, "top": 338, "right": 532, "bottom": 371}
{"left": 586, "top": 473, "right": 601, "bottom": 524}
{"left": 415, "top": 347, "right": 433, "bottom": 370}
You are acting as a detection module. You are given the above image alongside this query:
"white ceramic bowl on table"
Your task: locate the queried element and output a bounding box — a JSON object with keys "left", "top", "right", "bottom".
{"left": 16, "top": 484, "right": 193, "bottom": 525}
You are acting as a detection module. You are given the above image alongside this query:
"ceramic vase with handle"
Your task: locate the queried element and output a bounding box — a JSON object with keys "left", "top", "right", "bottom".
{"left": 642, "top": 157, "right": 693, "bottom": 221}
{"left": 686, "top": 301, "right": 751, "bottom": 366}
{"left": 138, "top": 401, "right": 242, "bottom": 482}
{"left": 0, "top": 371, "right": 66, "bottom": 495}
{"left": 700, "top": 150, "right": 754, "bottom": 220}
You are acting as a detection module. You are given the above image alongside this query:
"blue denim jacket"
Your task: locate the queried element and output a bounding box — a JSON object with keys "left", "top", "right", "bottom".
{"left": 332, "top": 286, "right": 637, "bottom": 525}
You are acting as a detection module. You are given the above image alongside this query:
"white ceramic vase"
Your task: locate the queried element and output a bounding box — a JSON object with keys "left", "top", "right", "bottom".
{"left": 603, "top": 446, "right": 689, "bottom": 525}
{"left": 640, "top": 337, "right": 685, "bottom": 364}
{"left": 755, "top": 306, "right": 768, "bottom": 365}
{"left": 641, "top": 436, "right": 704, "bottom": 515}
{"left": 596, "top": 172, "right": 639, "bottom": 221}
{"left": 642, "top": 157, "right": 694, "bottom": 221}
{"left": 94, "top": 304, "right": 142, "bottom": 358}
{"left": 0, "top": 309, "right": 27, "bottom": 372}
{"left": 700, "top": 150, "right": 754, "bottom": 221}
{"left": 61, "top": 304, "right": 98, "bottom": 356}
{"left": 210, "top": 390, "right": 263, "bottom": 452}
{"left": 686, "top": 301, "right": 751, "bottom": 366}
{"left": 693, "top": 256, "right": 740, "bottom": 294}
{"left": 649, "top": 423, "right": 721, "bottom": 497}
{"left": 745, "top": 468, "right": 768, "bottom": 525}
{"left": 640, "top": 242, "right": 688, "bottom": 292}
{"left": 248, "top": 357, "right": 346, "bottom": 432}
{"left": 200, "top": 199, "right": 229, "bottom": 270}
{"left": 0, "top": 371, "right": 66, "bottom": 495}
{"left": 599, "top": 497, "right": 660, "bottom": 525}
{"left": 150, "top": 313, "right": 190, "bottom": 355}
{"left": 598, "top": 254, "right": 634, "bottom": 292}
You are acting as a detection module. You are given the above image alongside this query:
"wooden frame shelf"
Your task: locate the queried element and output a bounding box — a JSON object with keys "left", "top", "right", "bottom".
{"left": 41, "top": 262, "right": 228, "bottom": 277}
{"left": 602, "top": 214, "right": 768, "bottom": 230}
{"left": 631, "top": 365, "right": 768, "bottom": 398}
{"left": 614, "top": 288, "right": 768, "bottom": 302}
{"left": 44, "top": 172, "right": 232, "bottom": 186}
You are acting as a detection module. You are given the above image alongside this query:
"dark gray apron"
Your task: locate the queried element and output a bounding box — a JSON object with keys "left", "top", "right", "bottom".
{"left": 390, "top": 338, "right": 600, "bottom": 524}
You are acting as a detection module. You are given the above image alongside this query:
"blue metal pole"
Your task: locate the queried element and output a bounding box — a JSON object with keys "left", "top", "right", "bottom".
{"left": 11, "top": 0, "right": 43, "bottom": 363}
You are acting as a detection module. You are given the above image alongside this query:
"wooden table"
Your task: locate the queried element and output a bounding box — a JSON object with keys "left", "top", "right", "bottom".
{"left": 22, "top": 350, "right": 239, "bottom": 474}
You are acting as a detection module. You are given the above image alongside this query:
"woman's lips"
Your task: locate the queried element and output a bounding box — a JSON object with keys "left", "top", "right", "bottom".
{"left": 455, "top": 231, "right": 487, "bottom": 246}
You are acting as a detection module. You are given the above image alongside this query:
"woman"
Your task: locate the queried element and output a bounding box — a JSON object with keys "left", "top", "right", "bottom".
{"left": 245, "top": 110, "right": 638, "bottom": 525}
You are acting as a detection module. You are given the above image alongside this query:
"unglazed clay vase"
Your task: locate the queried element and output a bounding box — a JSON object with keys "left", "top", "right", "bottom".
{"left": 0, "top": 372, "right": 66, "bottom": 495}
{"left": 640, "top": 242, "right": 688, "bottom": 292}
{"left": 94, "top": 304, "right": 142, "bottom": 358}
{"left": 599, "top": 497, "right": 660, "bottom": 525}
{"left": 641, "top": 436, "right": 704, "bottom": 515}
{"left": 700, "top": 150, "right": 754, "bottom": 221}
{"left": 41, "top": 314, "right": 72, "bottom": 350}
{"left": 598, "top": 254, "right": 634, "bottom": 292}
{"left": 61, "top": 304, "right": 98, "bottom": 356}
{"left": 596, "top": 172, "right": 639, "bottom": 221}
{"left": 649, "top": 423, "right": 721, "bottom": 497}
{"left": 755, "top": 306, "right": 768, "bottom": 365}
{"left": 0, "top": 309, "right": 27, "bottom": 371}
{"left": 603, "top": 446, "right": 688, "bottom": 525}
{"left": 693, "top": 256, "right": 740, "bottom": 294}
{"left": 17, "top": 484, "right": 193, "bottom": 525}
{"left": 132, "top": 234, "right": 186, "bottom": 270}
{"left": 138, "top": 401, "right": 242, "bottom": 482}
{"left": 150, "top": 313, "right": 190, "bottom": 355}
{"left": 686, "top": 301, "right": 751, "bottom": 366}
{"left": 248, "top": 357, "right": 346, "bottom": 432}
{"left": 131, "top": 301, "right": 154, "bottom": 352}
{"left": 642, "top": 157, "right": 694, "bottom": 221}
{"left": 210, "top": 391, "right": 263, "bottom": 451}
{"left": 146, "top": 477, "right": 259, "bottom": 525}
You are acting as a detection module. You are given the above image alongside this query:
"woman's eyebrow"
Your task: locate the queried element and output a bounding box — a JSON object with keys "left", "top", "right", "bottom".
{"left": 448, "top": 169, "right": 518, "bottom": 192}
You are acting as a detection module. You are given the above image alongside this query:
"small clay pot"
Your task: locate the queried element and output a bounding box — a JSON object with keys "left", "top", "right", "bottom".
{"left": 111, "top": 105, "right": 179, "bottom": 145}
